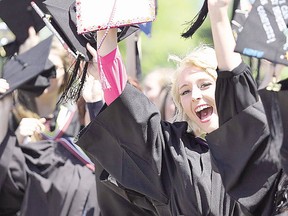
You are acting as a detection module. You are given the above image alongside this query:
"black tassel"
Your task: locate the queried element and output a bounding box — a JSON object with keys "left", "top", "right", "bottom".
{"left": 58, "top": 55, "right": 87, "bottom": 104}
{"left": 181, "top": 0, "right": 208, "bottom": 38}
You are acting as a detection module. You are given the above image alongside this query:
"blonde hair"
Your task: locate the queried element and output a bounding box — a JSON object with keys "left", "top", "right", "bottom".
{"left": 170, "top": 45, "right": 218, "bottom": 136}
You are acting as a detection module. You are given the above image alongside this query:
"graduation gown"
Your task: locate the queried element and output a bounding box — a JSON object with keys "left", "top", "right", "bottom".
{"left": 206, "top": 62, "right": 281, "bottom": 215}
{"left": 77, "top": 62, "right": 280, "bottom": 215}
{"left": 0, "top": 130, "right": 100, "bottom": 216}
{"left": 85, "top": 101, "right": 156, "bottom": 216}
{"left": 258, "top": 78, "right": 288, "bottom": 214}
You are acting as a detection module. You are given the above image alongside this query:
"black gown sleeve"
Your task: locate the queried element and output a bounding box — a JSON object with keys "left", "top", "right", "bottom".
{"left": 86, "top": 100, "right": 158, "bottom": 215}
{"left": 86, "top": 100, "right": 104, "bottom": 120}
{"left": 206, "top": 62, "right": 280, "bottom": 214}
{"left": 0, "top": 130, "right": 26, "bottom": 215}
{"left": 77, "top": 83, "right": 169, "bottom": 204}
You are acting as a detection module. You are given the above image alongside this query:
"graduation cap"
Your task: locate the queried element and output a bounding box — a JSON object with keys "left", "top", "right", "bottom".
{"left": 0, "top": 36, "right": 54, "bottom": 99}
{"left": 231, "top": 0, "right": 253, "bottom": 39}
{"left": 31, "top": 0, "right": 139, "bottom": 102}
{"left": 19, "top": 59, "right": 56, "bottom": 96}
{"left": 235, "top": 0, "right": 288, "bottom": 66}
{"left": 0, "top": 0, "right": 47, "bottom": 57}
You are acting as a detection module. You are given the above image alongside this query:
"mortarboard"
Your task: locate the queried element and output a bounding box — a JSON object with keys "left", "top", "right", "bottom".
{"left": 0, "top": 0, "right": 47, "bottom": 56}
{"left": 234, "top": 0, "right": 288, "bottom": 66}
{"left": 31, "top": 0, "right": 139, "bottom": 102}
{"left": 231, "top": 0, "right": 253, "bottom": 40}
{"left": 32, "top": 0, "right": 139, "bottom": 61}
{"left": 18, "top": 59, "right": 56, "bottom": 96}
{"left": 0, "top": 36, "right": 54, "bottom": 99}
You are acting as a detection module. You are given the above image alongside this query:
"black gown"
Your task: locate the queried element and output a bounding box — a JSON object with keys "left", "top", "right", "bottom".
{"left": 0, "top": 129, "right": 100, "bottom": 216}
{"left": 85, "top": 101, "right": 156, "bottom": 216}
{"left": 77, "top": 62, "right": 280, "bottom": 215}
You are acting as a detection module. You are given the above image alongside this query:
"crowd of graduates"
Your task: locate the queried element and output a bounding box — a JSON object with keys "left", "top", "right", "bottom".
{"left": 0, "top": 0, "right": 288, "bottom": 215}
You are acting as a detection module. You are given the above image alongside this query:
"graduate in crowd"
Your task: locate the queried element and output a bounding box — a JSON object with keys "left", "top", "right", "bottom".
{"left": 74, "top": 0, "right": 286, "bottom": 215}
{"left": 0, "top": 36, "right": 100, "bottom": 216}
{"left": 80, "top": 73, "right": 160, "bottom": 216}
{"left": 141, "top": 67, "right": 176, "bottom": 122}
{"left": 10, "top": 28, "right": 81, "bottom": 144}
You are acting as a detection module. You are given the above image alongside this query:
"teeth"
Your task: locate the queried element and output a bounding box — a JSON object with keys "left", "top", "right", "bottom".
{"left": 195, "top": 104, "right": 209, "bottom": 113}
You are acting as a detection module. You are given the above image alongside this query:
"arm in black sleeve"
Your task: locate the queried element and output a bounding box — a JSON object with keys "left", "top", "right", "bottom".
{"left": 206, "top": 63, "right": 280, "bottom": 214}
{"left": 215, "top": 62, "right": 259, "bottom": 125}
{"left": 86, "top": 100, "right": 104, "bottom": 120}
{"left": 77, "top": 84, "right": 168, "bottom": 204}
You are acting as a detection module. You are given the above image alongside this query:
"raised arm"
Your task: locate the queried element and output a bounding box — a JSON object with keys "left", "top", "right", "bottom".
{"left": 97, "top": 28, "right": 118, "bottom": 57}
{"left": 206, "top": 0, "right": 281, "bottom": 214}
{"left": 208, "top": 0, "right": 242, "bottom": 71}
{"left": 87, "top": 28, "right": 128, "bottom": 105}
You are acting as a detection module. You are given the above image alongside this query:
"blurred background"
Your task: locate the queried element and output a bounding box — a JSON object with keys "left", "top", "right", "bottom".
{"left": 1, "top": 0, "right": 287, "bottom": 82}
{"left": 119, "top": 0, "right": 213, "bottom": 77}
{"left": 0, "top": 0, "right": 212, "bottom": 78}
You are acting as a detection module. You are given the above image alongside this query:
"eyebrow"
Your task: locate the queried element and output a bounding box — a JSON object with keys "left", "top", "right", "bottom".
{"left": 179, "top": 84, "right": 189, "bottom": 91}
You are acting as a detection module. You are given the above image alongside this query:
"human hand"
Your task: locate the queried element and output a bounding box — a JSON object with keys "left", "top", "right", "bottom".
{"left": 82, "top": 75, "right": 103, "bottom": 103}
{"left": 207, "top": 0, "right": 231, "bottom": 10}
{"left": 86, "top": 43, "right": 99, "bottom": 80}
{"left": 15, "top": 117, "right": 46, "bottom": 144}
{"left": 0, "top": 78, "right": 9, "bottom": 94}
{"left": 18, "top": 26, "right": 40, "bottom": 54}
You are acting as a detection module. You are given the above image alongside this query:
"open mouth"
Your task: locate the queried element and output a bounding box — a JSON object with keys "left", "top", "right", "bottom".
{"left": 195, "top": 105, "right": 213, "bottom": 122}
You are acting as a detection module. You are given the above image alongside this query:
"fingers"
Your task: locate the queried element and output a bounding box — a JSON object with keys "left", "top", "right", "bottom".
{"left": 86, "top": 43, "right": 100, "bottom": 79}
{"left": 19, "top": 26, "right": 40, "bottom": 54}
{"left": 86, "top": 43, "right": 98, "bottom": 60}
{"left": 82, "top": 76, "right": 103, "bottom": 103}
{"left": 17, "top": 118, "right": 46, "bottom": 138}
{"left": 28, "top": 26, "right": 37, "bottom": 38}
{"left": 0, "top": 79, "right": 9, "bottom": 94}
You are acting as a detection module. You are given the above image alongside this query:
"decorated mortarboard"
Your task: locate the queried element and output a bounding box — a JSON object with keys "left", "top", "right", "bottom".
{"left": 31, "top": 0, "right": 139, "bottom": 102}
{"left": 32, "top": 0, "right": 139, "bottom": 61}
{"left": 0, "top": 0, "right": 47, "bottom": 56}
{"left": 0, "top": 36, "right": 54, "bottom": 99}
{"left": 235, "top": 0, "right": 288, "bottom": 66}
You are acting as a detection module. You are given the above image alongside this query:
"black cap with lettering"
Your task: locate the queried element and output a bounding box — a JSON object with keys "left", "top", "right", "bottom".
{"left": 235, "top": 0, "right": 288, "bottom": 66}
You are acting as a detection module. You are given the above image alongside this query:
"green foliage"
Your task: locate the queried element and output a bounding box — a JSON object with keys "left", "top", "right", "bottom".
{"left": 121, "top": 0, "right": 213, "bottom": 77}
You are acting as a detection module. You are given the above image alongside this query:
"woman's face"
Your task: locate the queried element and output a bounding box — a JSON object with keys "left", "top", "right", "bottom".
{"left": 178, "top": 66, "right": 219, "bottom": 134}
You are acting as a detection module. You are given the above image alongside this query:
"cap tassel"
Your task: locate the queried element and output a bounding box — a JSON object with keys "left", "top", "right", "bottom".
{"left": 58, "top": 55, "right": 88, "bottom": 104}
{"left": 181, "top": 0, "right": 208, "bottom": 38}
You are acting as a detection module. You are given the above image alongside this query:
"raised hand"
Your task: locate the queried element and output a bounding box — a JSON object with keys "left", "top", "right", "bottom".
{"left": 15, "top": 117, "right": 46, "bottom": 144}
{"left": 82, "top": 75, "right": 103, "bottom": 103}
{"left": 0, "top": 78, "right": 9, "bottom": 94}
{"left": 18, "top": 26, "right": 40, "bottom": 54}
{"left": 207, "top": 0, "right": 231, "bottom": 9}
